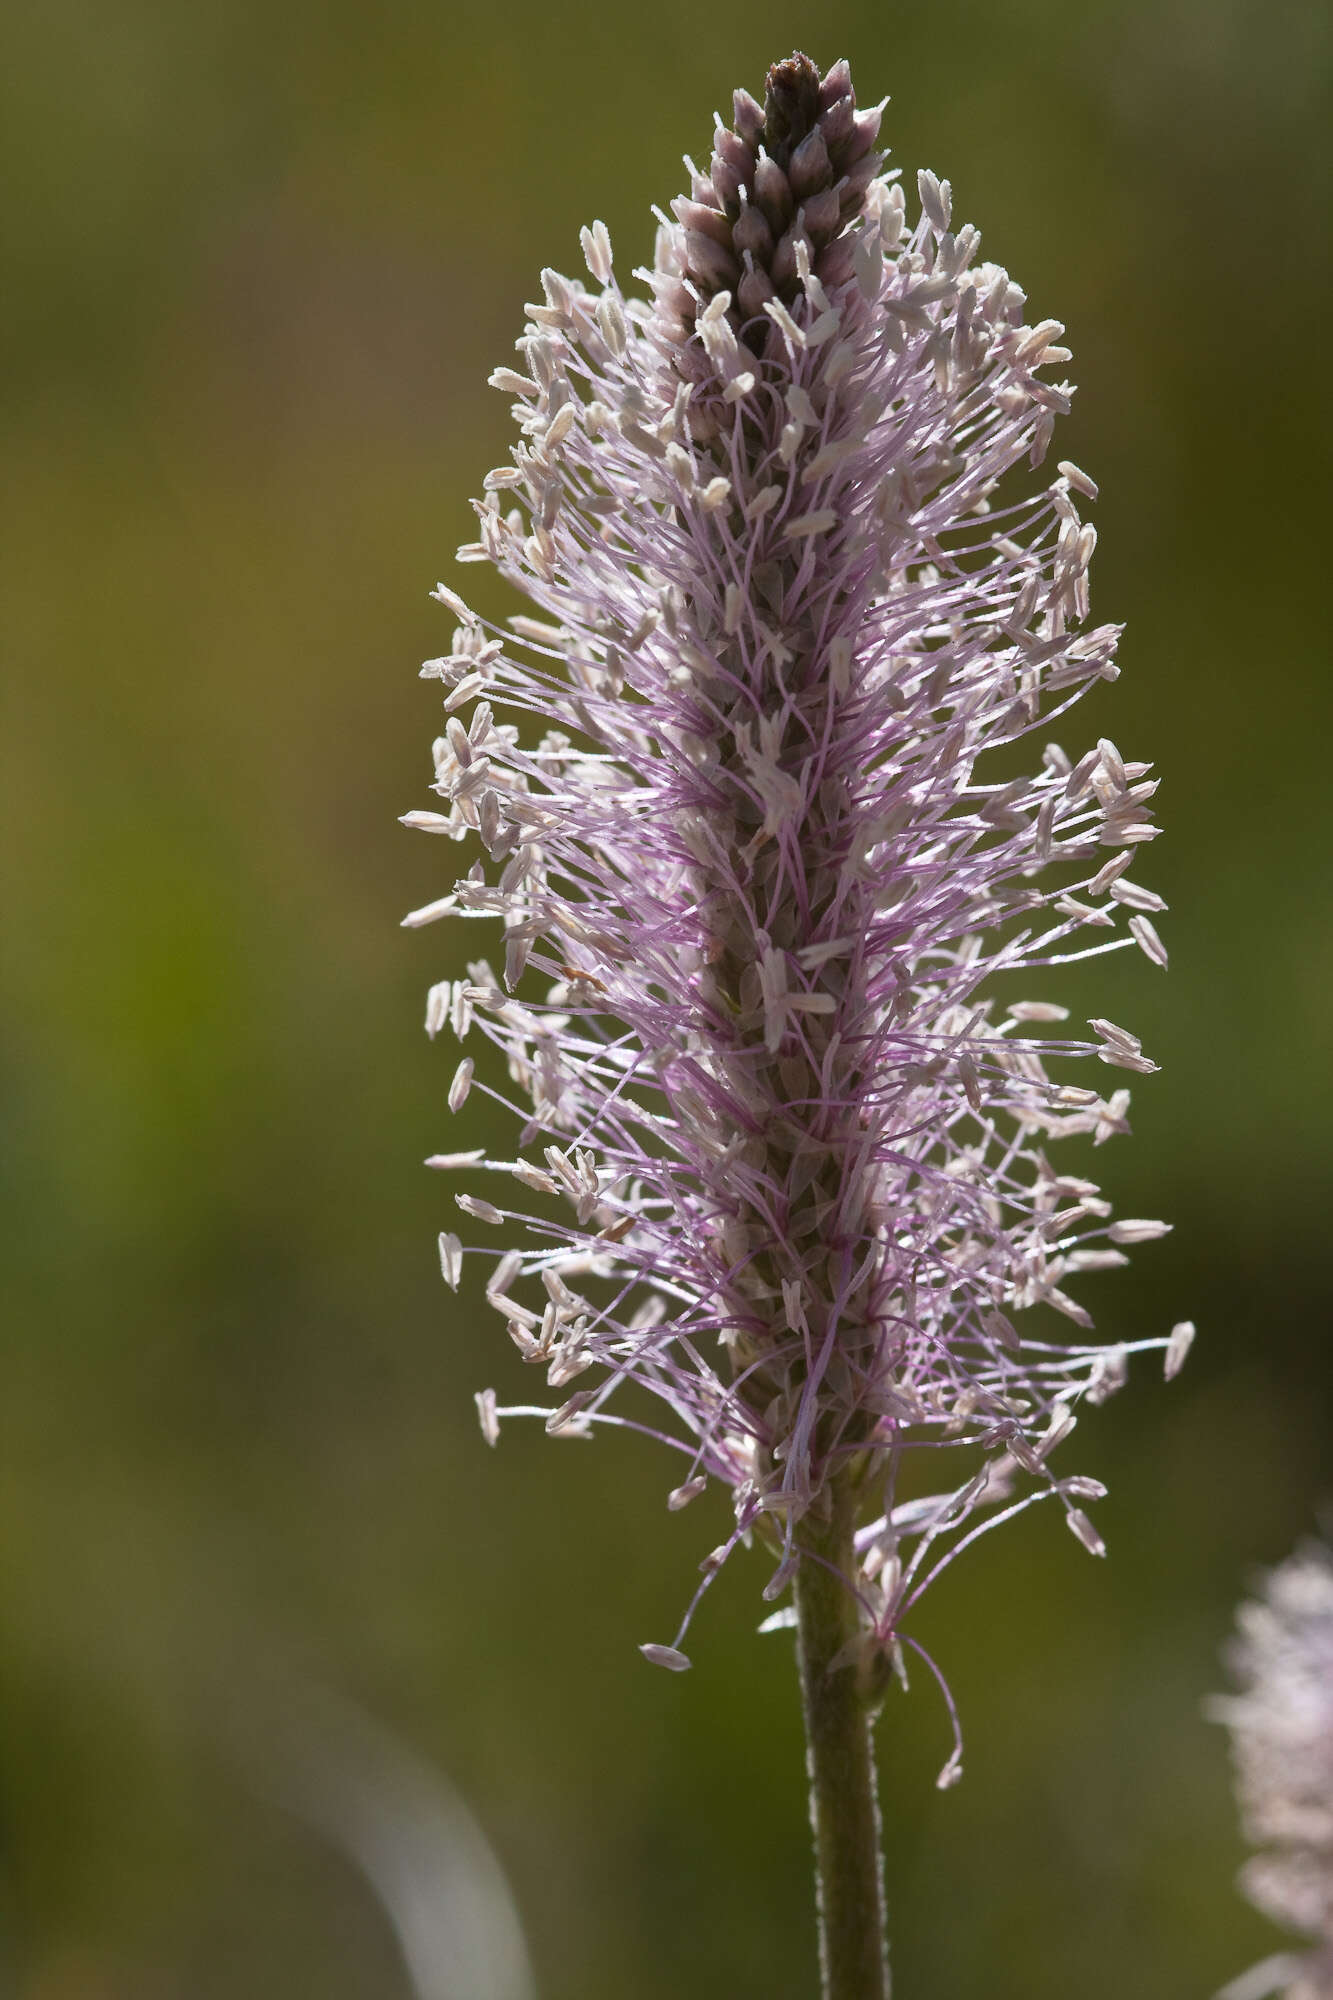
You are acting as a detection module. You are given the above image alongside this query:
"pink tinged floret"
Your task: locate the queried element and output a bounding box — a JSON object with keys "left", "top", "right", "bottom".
{"left": 1211, "top": 1543, "right": 1333, "bottom": 2000}
{"left": 405, "top": 53, "right": 1186, "bottom": 1716}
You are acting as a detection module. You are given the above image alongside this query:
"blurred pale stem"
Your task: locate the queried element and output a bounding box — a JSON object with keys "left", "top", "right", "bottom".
{"left": 794, "top": 1473, "right": 889, "bottom": 2000}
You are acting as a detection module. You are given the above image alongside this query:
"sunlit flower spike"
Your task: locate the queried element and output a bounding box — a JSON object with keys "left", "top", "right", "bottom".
{"left": 405, "top": 48, "right": 1188, "bottom": 1784}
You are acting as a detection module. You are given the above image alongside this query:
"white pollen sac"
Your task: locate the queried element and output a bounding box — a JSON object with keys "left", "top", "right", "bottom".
{"left": 824, "top": 338, "right": 855, "bottom": 388}
{"left": 793, "top": 238, "right": 827, "bottom": 308}
{"left": 487, "top": 367, "right": 536, "bottom": 397}
{"left": 541, "top": 1263, "right": 579, "bottom": 1305}
{"left": 442, "top": 672, "right": 486, "bottom": 711}
{"left": 425, "top": 982, "right": 451, "bottom": 1038}
{"left": 457, "top": 1194, "right": 505, "bottom": 1225}
{"left": 935, "top": 1748, "right": 964, "bottom": 1791}
{"left": 1012, "top": 576, "right": 1041, "bottom": 628}
{"left": 488, "top": 1291, "right": 539, "bottom": 1329}
{"left": 803, "top": 436, "right": 862, "bottom": 483}
{"left": 782, "top": 509, "right": 839, "bottom": 539}
{"left": 781, "top": 1278, "right": 808, "bottom": 1336}
{"left": 1129, "top": 914, "right": 1169, "bottom": 968}
{"left": 597, "top": 294, "right": 628, "bottom": 356}
{"left": 1088, "top": 850, "right": 1134, "bottom": 895}
{"left": 1057, "top": 459, "right": 1099, "bottom": 501}
{"left": 580, "top": 219, "right": 614, "bottom": 284}
{"left": 445, "top": 716, "right": 473, "bottom": 768}
{"left": 1089, "top": 1017, "right": 1141, "bottom": 1053}
{"left": 1097, "top": 737, "right": 1127, "bottom": 790}
{"left": 917, "top": 168, "right": 952, "bottom": 235}
{"left": 665, "top": 443, "right": 696, "bottom": 494}
{"left": 488, "top": 1250, "right": 524, "bottom": 1296}
{"left": 544, "top": 401, "right": 578, "bottom": 447}
{"left": 399, "top": 809, "right": 453, "bottom": 835}
{"left": 1066, "top": 1249, "right": 1129, "bottom": 1273}
{"left": 828, "top": 634, "right": 853, "bottom": 693}
{"left": 438, "top": 1231, "right": 463, "bottom": 1291}
{"left": 1038, "top": 1400, "right": 1076, "bottom": 1457}
{"left": 545, "top": 1390, "right": 592, "bottom": 1437}
{"left": 475, "top": 1387, "right": 500, "bottom": 1447}
{"left": 1062, "top": 747, "right": 1099, "bottom": 801}
{"left": 431, "top": 581, "right": 476, "bottom": 622}
{"left": 448, "top": 1057, "right": 475, "bottom": 1112}
{"left": 699, "top": 306, "right": 739, "bottom": 372}
{"left": 805, "top": 308, "right": 841, "bottom": 348}
{"left": 745, "top": 484, "right": 782, "bottom": 521}
{"left": 1065, "top": 1508, "right": 1107, "bottom": 1558}
{"left": 1095, "top": 1044, "right": 1158, "bottom": 1076}
{"left": 1060, "top": 1475, "right": 1108, "bottom": 1502}
{"left": 401, "top": 895, "right": 458, "bottom": 929}
{"left": 1164, "top": 1320, "right": 1196, "bottom": 1381}
{"left": 1056, "top": 895, "right": 1113, "bottom": 929}
{"left": 785, "top": 385, "right": 818, "bottom": 427}
{"left": 639, "top": 1643, "right": 692, "bottom": 1672}
{"left": 1007, "top": 1433, "right": 1044, "bottom": 1476}
{"left": 854, "top": 225, "right": 884, "bottom": 301}
{"left": 1110, "top": 879, "right": 1167, "bottom": 913}
{"left": 667, "top": 1477, "right": 707, "bottom": 1511}
{"left": 764, "top": 297, "right": 806, "bottom": 351}
{"left": 982, "top": 1309, "right": 1020, "bottom": 1352}
{"left": 1108, "top": 1218, "right": 1172, "bottom": 1244}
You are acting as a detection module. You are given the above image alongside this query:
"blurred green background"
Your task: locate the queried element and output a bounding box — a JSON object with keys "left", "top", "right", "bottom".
{"left": 2, "top": 0, "right": 1329, "bottom": 1993}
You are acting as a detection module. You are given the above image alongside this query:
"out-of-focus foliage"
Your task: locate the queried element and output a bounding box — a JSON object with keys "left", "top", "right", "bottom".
{"left": 1, "top": 0, "right": 1328, "bottom": 1994}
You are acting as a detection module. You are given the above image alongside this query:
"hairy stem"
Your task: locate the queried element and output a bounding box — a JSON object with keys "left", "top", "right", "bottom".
{"left": 794, "top": 1474, "right": 889, "bottom": 2000}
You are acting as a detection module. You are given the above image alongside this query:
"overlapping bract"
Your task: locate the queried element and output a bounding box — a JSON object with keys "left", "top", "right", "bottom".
{"left": 1212, "top": 1544, "right": 1333, "bottom": 2000}
{"left": 405, "top": 54, "right": 1185, "bottom": 1701}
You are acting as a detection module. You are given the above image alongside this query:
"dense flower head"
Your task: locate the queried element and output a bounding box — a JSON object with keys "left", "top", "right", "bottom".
{"left": 1210, "top": 1542, "right": 1333, "bottom": 2000}
{"left": 404, "top": 52, "right": 1188, "bottom": 1740}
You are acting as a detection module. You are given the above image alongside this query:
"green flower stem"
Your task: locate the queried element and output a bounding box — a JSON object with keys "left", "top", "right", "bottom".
{"left": 794, "top": 1473, "right": 889, "bottom": 2000}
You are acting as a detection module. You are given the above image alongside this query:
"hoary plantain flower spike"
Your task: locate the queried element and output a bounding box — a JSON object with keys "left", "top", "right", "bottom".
{"left": 405, "top": 50, "right": 1187, "bottom": 1768}
{"left": 1210, "top": 1540, "right": 1333, "bottom": 2000}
